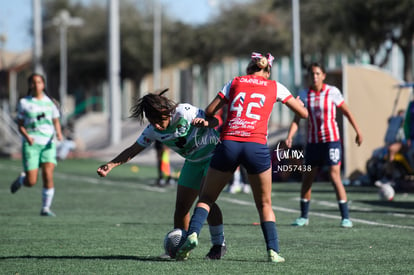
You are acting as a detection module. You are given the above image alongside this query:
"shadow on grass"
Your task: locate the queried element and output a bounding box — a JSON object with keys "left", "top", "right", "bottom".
{"left": 0, "top": 255, "right": 171, "bottom": 262}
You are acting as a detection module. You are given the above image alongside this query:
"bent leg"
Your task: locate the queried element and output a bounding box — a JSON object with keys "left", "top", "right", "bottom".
{"left": 175, "top": 184, "right": 198, "bottom": 230}
{"left": 198, "top": 168, "right": 233, "bottom": 210}
{"left": 25, "top": 169, "right": 39, "bottom": 187}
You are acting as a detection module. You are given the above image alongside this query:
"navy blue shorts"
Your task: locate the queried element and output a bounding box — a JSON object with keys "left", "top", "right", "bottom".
{"left": 210, "top": 140, "right": 271, "bottom": 174}
{"left": 305, "top": 141, "right": 342, "bottom": 166}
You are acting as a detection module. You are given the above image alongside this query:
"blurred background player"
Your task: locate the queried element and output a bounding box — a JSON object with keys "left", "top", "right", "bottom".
{"left": 285, "top": 62, "right": 363, "bottom": 228}
{"left": 97, "top": 89, "right": 227, "bottom": 259}
{"left": 10, "top": 73, "right": 63, "bottom": 217}
{"left": 404, "top": 100, "right": 414, "bottom": 169}
{"left": 154, "top": 140, "right": 176, "bottom": 186}
{"left": 226, "top": 165, "right": 251, "bottom": 194}
{"left": 176, "top": 52, "right": 308, "bottom": 262}
{"left": 384, "top": 109, "right": 406, "bottom": 162}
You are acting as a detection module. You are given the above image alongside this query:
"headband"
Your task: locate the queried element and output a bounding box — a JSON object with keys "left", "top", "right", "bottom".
{"left": 251, "top": 52, "right": 275, "bottom": 67}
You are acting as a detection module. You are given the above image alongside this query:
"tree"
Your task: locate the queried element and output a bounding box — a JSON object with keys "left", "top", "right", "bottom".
{"left": 340, "top": 0, "right": 414, "bottom": 82}
{"left": 297, "top": 0, "right": 414, "bottom": 81}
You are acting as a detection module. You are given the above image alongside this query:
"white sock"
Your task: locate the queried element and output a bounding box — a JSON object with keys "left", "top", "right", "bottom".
{"left": 42, "top": 188, "right": 55, "bottom": 211}
{"left": 234, "top": 169, "right": 241, "bottom": 184}
{"left": 209, "top": 224, "right": 225, "bottom": 246}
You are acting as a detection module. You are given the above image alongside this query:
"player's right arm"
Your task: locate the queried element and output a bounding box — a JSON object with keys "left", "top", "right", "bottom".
{"left": 16, "top": 118, "right": 34, "bottom": 145}
{"left": 205, "top": 94, "right": 226, "bottom": 117}
{"left": 97, "top": 142, "right": 145, "bottom": 177}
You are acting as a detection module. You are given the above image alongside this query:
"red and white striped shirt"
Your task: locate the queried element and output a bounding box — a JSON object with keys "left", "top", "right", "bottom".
{"left": 299, "top": 84, "right": 344, "bottom": 143}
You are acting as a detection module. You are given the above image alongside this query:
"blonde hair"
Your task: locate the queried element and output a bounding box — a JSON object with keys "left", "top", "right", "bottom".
{"left": 257, "top": 57, "right": 269, "bottom": 69}
{"left": 246, "top": 57, "right": 270, "bottom": 74}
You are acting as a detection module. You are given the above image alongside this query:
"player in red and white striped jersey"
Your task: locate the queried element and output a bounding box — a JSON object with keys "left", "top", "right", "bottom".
{"left": 286, "top": 62, "right": 363, "bottom": 228}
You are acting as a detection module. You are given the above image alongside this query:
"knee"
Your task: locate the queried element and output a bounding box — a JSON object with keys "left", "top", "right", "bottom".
{"left": 22, "top": 176, "right": 37, "bottom": 187}
{"left": 24, "top": 181, "right": 36, "bottom": 187}
{"left": 209, "top": 203, "right": 222, "bottom": 215}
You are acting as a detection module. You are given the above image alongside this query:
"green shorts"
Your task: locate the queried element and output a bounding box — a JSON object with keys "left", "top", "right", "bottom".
{"left": 177, "top": 158, "right": 211, "bottom": 190}
{"left": 22, "top": 142, "right": 57, "bottom": 171}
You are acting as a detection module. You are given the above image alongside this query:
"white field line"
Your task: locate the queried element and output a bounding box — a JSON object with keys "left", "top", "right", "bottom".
{"left": 0, "top": 163, "right": 167, "bottom": 193}
{"left": 292, "top": 197, "right": 414, "bottom": 218}
{"left": 53, "top": 173, "right": 168, "bottom": 193}
{"left": 221, "top": 197, "right": 414, "bottom": 230}
{"left": 2, "top": 164, "right": 412, "bottom": 229}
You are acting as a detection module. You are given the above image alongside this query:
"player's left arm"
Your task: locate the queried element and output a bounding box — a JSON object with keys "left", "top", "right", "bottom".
{"left": 53, "top": 118, "right": 63, "bottom": 141}
{"left": 339, "top": 102, "right": 363, "bottom": 146}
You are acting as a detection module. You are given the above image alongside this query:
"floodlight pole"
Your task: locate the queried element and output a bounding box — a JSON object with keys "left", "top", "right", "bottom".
{"left": 153, "top": 0, "right": 161, "bottom": 89}
{"left": 33, "top": 0, "right": 43, "bottom": 75}
{"left": 292, "top": 0, "right": 302, "bottom": 90}
{"left": 52, "top": 10, "right": 83, "bottom": 125}
{"left": 108, "top": 0, "right": 121, "bottom": 145}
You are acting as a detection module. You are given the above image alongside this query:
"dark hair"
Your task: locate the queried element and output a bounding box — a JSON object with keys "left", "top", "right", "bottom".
{"left": 307, "top": 62, "right": 326, "bottom": 74}
{"left": 27, "top": 73, "right": 47, "bottom": 96}
{"left": 27, "top": 73, "right": 60, "bottom": 109}
{"left": 130, "top": 88, "right": 178, "bottom": 124}
{"left": 246, "top": 57, "right": 271, "bottom": 75}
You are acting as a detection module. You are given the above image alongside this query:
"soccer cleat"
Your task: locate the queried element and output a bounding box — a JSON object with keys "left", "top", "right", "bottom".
{"left": 242, "top": 184, "right": 251, "bottom": 194}
{"left": 267, "top": 249, "right": 285, "bottom": 263}
{"left": 176, "top": 232, "right": 198, "bottom": 261}
{"left": 40, "top": 209, "right": 56, "bottom": 217}
{"left": 292, "top": 217, "right": 309, "bottom": 226}
{"left": 341, "top": 218, "right": 353, "bottom": 228}
{"left": 228, "top": 183, "right": 242, "bottom": 194}
{"left": 10, "top": 172, "right": 25, "bottom": 194}
{"left": 158, "top": 252, "right": 172, "bottom": 260}
{"left": 205, "top": 244, "right": 227, "bottom": 260}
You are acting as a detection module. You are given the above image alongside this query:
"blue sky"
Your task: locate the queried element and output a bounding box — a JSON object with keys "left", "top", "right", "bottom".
{"left": 0, "top": 0, "right": 249, "bottom": 53}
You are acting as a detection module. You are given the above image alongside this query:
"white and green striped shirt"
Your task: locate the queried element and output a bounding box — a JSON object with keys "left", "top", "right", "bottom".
{"left": 17, "top": 94, "right": 60, "bottom": 145}
{"left": 137, "top": 103, "right": 220, "bottom": 163}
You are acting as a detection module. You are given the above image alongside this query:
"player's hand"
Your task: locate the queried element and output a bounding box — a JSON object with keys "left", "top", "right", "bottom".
{"left": 56, "top": 132, "right": 63, "bottom": 141}
{"left": 355, "top": 133, "right": 363, "bottom": 146}
{"left": 191, "top": 118, "right": 208, "bottom": 127}
{"left": 27, "top": 136, "right": 35, "bottom": 146}
{"left": 285, "top": 138, "right": 293, "bottom": 148}
{"left": 97, "top": 164, "right": 111, "bottom": 177}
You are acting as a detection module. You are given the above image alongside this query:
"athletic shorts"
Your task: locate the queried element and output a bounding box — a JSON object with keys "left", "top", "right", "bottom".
{"left": 177, "top": 158, "right": 211, "bottom": 190}
{"left": 305, "top": 141, "right": 342, "bottom": 166}
{"left": 22, "top": 142, "right": 57, "bottom": 171}
{"left": 210, "top": 140, "right": 271, "bottom": 174}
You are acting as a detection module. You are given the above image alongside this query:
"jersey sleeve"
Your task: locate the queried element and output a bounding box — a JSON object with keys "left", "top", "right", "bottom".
{"left": 276, "top": 82, "right": 293, "bottom": 103}
{"left": 136, "top": 125, "right": 155, "bottom": 148}
{"left": 16, "top": 98, "right": 25, "bottom": 121}
{"left": 218, "top": 80, "right": 234, "bottom": 101}
{"left": 51, "top": 101, "right": 60, "bottom": 119}
{"left": 175, "top": 103, "right": 202, "bottom": 121}
{"left": 331, "top": 86, "right": 345, "bottom": 106}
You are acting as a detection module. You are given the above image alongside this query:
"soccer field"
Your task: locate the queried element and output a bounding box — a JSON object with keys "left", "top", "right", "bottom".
{"left": 1, "top": 158, "right": 413, "bottom": 274}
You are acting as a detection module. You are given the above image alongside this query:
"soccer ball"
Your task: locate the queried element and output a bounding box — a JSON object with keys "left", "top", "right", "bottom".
{"left": 163, "top": 228, "right": 186, "bottom": 258}
{"left": 376, "top": 181, "right": 395, "bottom": 201}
